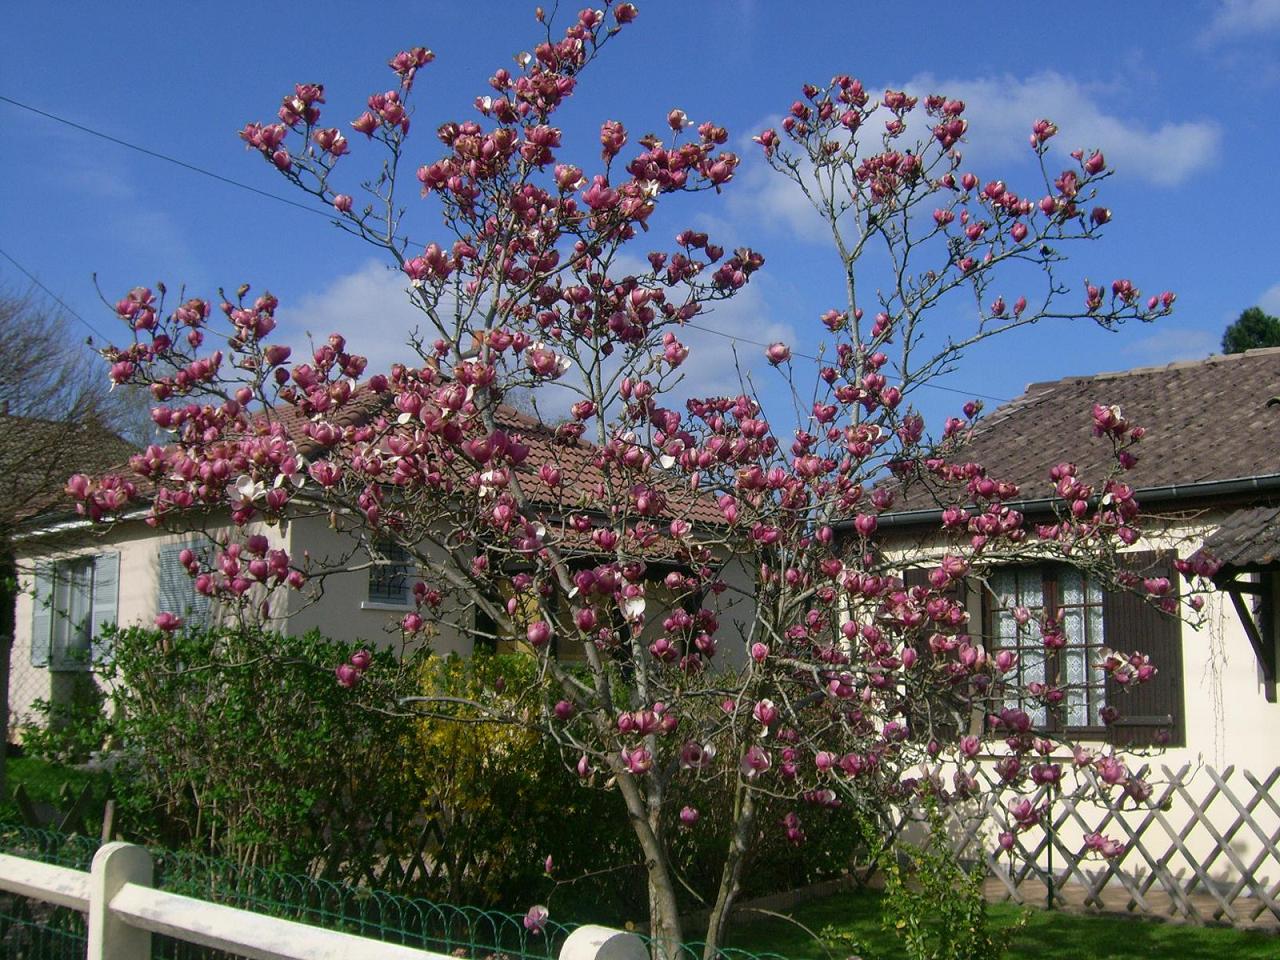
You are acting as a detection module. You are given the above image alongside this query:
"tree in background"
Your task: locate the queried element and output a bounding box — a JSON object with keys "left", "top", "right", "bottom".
{"left": 66, "top": 7, "right": 1211, "bottom": 956}
{"left": 1222, "top": 305, "right": 1280, "bottom": 354}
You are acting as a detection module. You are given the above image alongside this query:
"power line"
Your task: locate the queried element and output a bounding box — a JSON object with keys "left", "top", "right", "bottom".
{"left": 0, "top": 246, "right": 112, "bottom": 342}
{"left": 0, "top": 94, "right": 347, "bottom": 227}
{"left": 682, "top": 319, "right": 1011, "bottom": 403}
{"left": 2, "top": 94, "right": 1010, "bottom": 405}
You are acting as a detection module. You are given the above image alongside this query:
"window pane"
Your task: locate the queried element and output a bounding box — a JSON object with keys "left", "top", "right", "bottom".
{"left": 992, "top": 568, "right": 1018, "bottom": 607}
{"left": 1021, "top": 649, "right": 1047, "bottom": 726}
{"left": 1060, "top": 567, "right": 1084, "bottom": 606}
{"left": 52, "top": 559, "right": 94, "bottom": 668}
{"left": 1064, "top": 645, "right": 1088, "bottom": 726}
{"left": 1088, "top": 595, "right": 1106, "bottom": 724}
{"left": 368, "top": 541, "right": 413, "bottom": 604}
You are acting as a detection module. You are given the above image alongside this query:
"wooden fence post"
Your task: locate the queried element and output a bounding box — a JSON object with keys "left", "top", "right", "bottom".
{"left": 88, "top": 841, "right": 153, "bottom": 960}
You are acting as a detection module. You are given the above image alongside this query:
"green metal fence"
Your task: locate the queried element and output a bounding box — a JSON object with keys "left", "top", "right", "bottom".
{"left": 0, "top": 822, "right": 574, "bottom": 960}
{"left": 0, "top": 823, "right": 791, "bottom": 960}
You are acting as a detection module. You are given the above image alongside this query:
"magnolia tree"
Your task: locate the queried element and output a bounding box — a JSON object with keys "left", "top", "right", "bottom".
{"left": 70, "top": 6, "right": 1218, "bottom": 956}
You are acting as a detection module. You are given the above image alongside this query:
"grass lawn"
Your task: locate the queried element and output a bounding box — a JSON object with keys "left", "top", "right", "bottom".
{"left": 730, "top": 888, "right": 1280, "bottom": 960}
{"left": 0, "top": 754, "right": 112, "bottom": 831}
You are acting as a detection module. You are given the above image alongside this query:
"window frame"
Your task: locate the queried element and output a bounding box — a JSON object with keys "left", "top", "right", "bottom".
{"left": 364, "top": 539, "right": 416, "bottom": 609}
{"left": 32, "top": 553, "right": 118, "bottom": 672}
{"left": 983, "top": 562, "right": 1110, "bottom": 738}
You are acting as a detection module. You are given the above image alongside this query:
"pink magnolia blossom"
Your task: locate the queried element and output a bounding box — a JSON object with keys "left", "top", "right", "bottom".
{"left": 154, "top": 612, "right": 182, "bottom": 632}
{"left": 740, "top": 745, "right": 772, "bottom": 778}
{"left": 523, "top": 905, "right": 549, "bottom": 935}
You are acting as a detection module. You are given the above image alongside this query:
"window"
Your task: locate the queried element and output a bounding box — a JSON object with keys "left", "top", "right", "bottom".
{"left": 988, "top": 565, "right": 1107, "bottom": 731}
{"left": 983, "top": 552, "right": 1185, "bottom": 746}
{"left": 367, "top": 540, "right": 415, "bottom": 606}
{"left": 158, "top": 543, "right": 212, "bottom": 629}
{"left": 31, "top": 553, "right": 119, "bottom": 670}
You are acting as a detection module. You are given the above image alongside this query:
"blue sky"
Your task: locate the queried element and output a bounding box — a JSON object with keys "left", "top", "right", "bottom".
{"left": 2, "top": 0, "right": 1278, "bottom": 431}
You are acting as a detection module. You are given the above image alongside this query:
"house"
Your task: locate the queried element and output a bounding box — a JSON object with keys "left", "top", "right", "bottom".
{"left": 0, "top": 412, "right": 137, "bottom": 747}
{"left": 860, "top": 346, "right": 1280, "bottom": 768}
{"left": 6, "top": 397, "right": 755, "bottom": 727}
{"left": 850, "top": 347, "right": 1280, "bottom": 913}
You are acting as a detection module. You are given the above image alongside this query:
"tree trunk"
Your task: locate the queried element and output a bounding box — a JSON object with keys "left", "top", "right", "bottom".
{"left": 703, "top": 786, "right": 756, "bottom": 959}
{"left": 614, "top": 767, "right": 684, "bottom": 960}
{"left": 0, "top": 554, "right": 14, "bottom": 801}
{"left": 647, "top": 868, "right": 683, "bottom": 960}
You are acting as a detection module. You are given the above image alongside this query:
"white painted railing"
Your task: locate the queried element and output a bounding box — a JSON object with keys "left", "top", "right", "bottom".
{"left": 0, "top": 841, "right": 647, "bottom": 960}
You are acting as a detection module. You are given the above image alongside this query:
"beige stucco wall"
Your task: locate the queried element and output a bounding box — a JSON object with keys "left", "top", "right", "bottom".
{"left": 704, "top": 552, "right": 758, "bottom": 670}
{"left": 282, "top": 513, "right": 474, "bottom": 656}
{"left": 10, "top": 508, "right": 762, "bottom": 707}
{"left": 883, "top": 510, "right": 1280, "bottom": 888}
{"left": 284, "top": 513, "right": 761, "bottom": 665}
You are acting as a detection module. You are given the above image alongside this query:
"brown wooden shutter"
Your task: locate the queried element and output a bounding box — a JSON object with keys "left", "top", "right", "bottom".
{"left": 1103, "top": 551, "right": 1184, "bottom": 747}
{"left": 902, "top": 567, "right": 930, "bottom": 591}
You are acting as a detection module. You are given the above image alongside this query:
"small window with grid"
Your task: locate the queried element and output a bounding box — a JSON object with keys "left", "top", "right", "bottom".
{"left": 367, "top": 540, "right": 415, "bottom": 606}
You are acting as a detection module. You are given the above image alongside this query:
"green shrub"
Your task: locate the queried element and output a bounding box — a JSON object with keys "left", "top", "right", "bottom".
{"left": 18, "top": 675, "right": 111, "bottom": 766}
{"left": 95, "top": 625, "right": 866, "bottom": 919}
{"left": 103, "top": 625, "right": 429, "bottom": 882}
{"left": 877, "top": 800, "right": 1018, "bottom": 960}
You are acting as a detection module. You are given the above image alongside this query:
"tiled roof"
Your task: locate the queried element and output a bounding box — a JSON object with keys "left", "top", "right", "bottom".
{"left": 935, "top": 347, "right": 1280, "bottom": 496}
{"left": 1194, "top": 505, "right": 1280, "bottom": 570}
{"left": 23, "top": 389, "right": 723, "bottom": 530}
{"left": 266, "top": 388, "right": 722, "bottom": 526}
{"left": 3, "top": 415, "right": 137, "bottom": 526}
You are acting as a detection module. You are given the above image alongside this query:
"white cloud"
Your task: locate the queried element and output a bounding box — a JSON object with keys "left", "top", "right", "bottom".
{"left": 895, "top": 71, "right": 1220, "bottom": 187}
{"left": 278, "top": 257, "right": 793, "bottom": 410}
{"left": 727, "top": 152, "right": 830, "bottom": 246}
{"left": 277, "top": 260, "right": 428, "bottom": 374}
{"left": 676, "top": 284, "right": 796, "bottom": 402}
{"left": 1207, "top": 0, "right": 1280, "bottom": 37}
{"left": 1257, "top": 281, "right": 1280, "bottom": 315}
{"left": 726, "top": 72, "right": 1220, "bottom": 246}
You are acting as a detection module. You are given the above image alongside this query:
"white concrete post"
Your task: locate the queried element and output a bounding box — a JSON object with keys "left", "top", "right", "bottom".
{"left": 559, "top": 924, "right": 650, "bottom": 960}
{"left": 88, "top": 841, "right": 153, "bottom": 960}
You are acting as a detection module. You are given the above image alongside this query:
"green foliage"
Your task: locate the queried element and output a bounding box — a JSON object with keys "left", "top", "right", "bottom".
{"left": 103, "top": 624, "right": 431, "bottom": 884}
{"left": 877, "top": 803, "right": 1017, "bottom": 960}
{"left": 405, "top": 652, "right": 640, "bottom": 919}
{"left": 18, "top": 675, "right": 111, "bottom": 765}
{"left": 732, "top": 888, "right": 1280, "bottom": 960}
{"left": 96, "top": 628, "right": 636, "bottom": 913}
{"left": 1222, "top": 306, "right": 1280, "bottom": 354}
{"left": 401, "top": 656, "right": 864, "bottom": 921}
{"left": 665, "top": 775, "right": 865, "bottom": 909}
{"left": 19, "top": 626, "right": 862, "bottom": 920}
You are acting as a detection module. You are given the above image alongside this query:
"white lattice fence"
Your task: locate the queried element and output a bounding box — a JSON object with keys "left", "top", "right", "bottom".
{"left": 889, "top": 762, "right": 1280, "bottom": 928}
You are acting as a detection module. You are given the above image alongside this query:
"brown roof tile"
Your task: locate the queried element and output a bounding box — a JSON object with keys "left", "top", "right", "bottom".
{"left": 23, "top": 389, "right": 723, "bottom": 531}
{"left": 4, "top": 415, "right": 137, "bottom": 525}
{"left": 940, "top": 347, "right": 1280, "bottom": 496}
{"left": 1194, "top": 505, "right": 1280, "bottom": 570}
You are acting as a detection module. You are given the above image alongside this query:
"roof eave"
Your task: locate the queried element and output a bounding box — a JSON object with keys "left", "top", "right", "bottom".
{"left": 841, "top": 473, "right": 1280, "bottom": 532}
